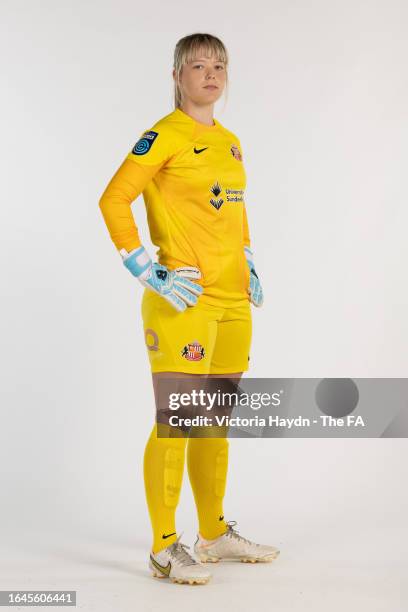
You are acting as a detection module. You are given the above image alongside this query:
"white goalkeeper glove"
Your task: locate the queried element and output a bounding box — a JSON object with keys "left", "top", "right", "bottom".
{"left": 244, "top": 247, "right": 264, "bottom": 307}
{"left": 120, "top": 246, "right": 203, "bottom": 313}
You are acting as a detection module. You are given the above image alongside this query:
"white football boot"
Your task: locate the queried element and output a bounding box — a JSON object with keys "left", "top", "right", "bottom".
{"left": 149, "top": 534, "right": 212, "bottom": 584}
{"left": 194, "top": 520, "right": 280, "bottom": 563}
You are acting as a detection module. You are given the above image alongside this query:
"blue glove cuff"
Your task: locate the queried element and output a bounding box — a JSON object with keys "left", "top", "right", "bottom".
{"left": 122, "top": 246, "right": 152, "bottom": 278}
{"left": 244, "top": 246, "right": 254, "bottom": 267}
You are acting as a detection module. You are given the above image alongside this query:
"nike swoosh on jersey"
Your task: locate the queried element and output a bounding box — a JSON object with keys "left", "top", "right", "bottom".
{"left": 194, "top": 147, "right": 208, "bottom": 154}
{"left": 150, "top": 555, "right": 171, "bottom": 576}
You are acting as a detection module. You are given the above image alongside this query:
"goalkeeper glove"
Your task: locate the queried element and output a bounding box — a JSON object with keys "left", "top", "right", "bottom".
{"left": 120, "top": 246, "right": 203, "bottom": 312}
{"left": 244, "top": 246, "right": 264, "bottom": 307}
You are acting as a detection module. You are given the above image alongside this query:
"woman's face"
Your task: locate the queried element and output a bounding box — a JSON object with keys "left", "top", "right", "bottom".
{"left": 175, "top": 51, "right": 227, "bottom": 106}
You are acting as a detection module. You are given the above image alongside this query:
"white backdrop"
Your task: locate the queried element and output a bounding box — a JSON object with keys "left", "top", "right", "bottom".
{"left": 1, "top": 1, "right": 407, "bottom": 610}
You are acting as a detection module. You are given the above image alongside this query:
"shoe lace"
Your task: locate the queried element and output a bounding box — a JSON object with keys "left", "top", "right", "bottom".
{"left": 225, "top": 520, "right": 258, "bottom": 546}
{"left": 169, "top": 534, "right": 197, "bottom": 566}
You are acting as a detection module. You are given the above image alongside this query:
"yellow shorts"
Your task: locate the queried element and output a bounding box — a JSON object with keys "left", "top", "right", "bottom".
{"left": 141, "top": 289, "right": 252, "bottom": 374}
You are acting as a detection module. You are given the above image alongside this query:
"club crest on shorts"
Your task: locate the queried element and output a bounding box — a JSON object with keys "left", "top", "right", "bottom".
{"left": 230, "top": 144, "right": 242, "bottom": 161}
{"left": 132, "top": 130, "right": 158, "bottom": 155}
{"left": 181, "top": 340, "right": 205, "bottom": 361}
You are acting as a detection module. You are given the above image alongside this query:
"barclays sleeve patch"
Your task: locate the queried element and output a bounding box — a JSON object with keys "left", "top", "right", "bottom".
{"left": 132, "top": 130, "right": 159, "bottom": 155}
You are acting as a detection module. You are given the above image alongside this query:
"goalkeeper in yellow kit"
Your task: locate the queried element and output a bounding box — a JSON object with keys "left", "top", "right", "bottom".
{"left": 99, "top": 33, "right": 279, "bottom": 585}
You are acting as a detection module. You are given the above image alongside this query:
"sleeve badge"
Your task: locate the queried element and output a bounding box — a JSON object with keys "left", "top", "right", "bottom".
{"left": 132, "top": 130, "right": 159, "bottom": 155}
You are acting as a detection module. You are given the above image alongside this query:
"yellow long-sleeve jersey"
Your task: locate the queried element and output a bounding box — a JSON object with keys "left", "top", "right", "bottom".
{"left": 99, "top": 107, "right": 251, "bottom": 307}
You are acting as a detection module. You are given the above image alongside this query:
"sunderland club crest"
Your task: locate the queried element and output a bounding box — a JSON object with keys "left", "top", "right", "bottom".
{"left": 181, "top": 340, "right": 205, "bottom": 361}
{"left": 230, "top": 144, "right": 242, "bottom": 161}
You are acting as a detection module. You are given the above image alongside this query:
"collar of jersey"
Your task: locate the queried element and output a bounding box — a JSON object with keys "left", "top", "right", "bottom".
{"left": 173, "top": 107, "right": 220, "bottom": 131}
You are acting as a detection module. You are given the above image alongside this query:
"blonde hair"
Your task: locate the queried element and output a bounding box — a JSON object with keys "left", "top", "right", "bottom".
{"left": 173, "top": 33, "right": 229, "bottom": 109}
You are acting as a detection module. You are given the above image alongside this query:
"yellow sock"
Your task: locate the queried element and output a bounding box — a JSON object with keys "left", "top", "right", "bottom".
{"left": 143, "top": 423, "right": 187, "bottom": 553}
{"left": 187, "top": 433, "right": 229, "bottom": 540}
